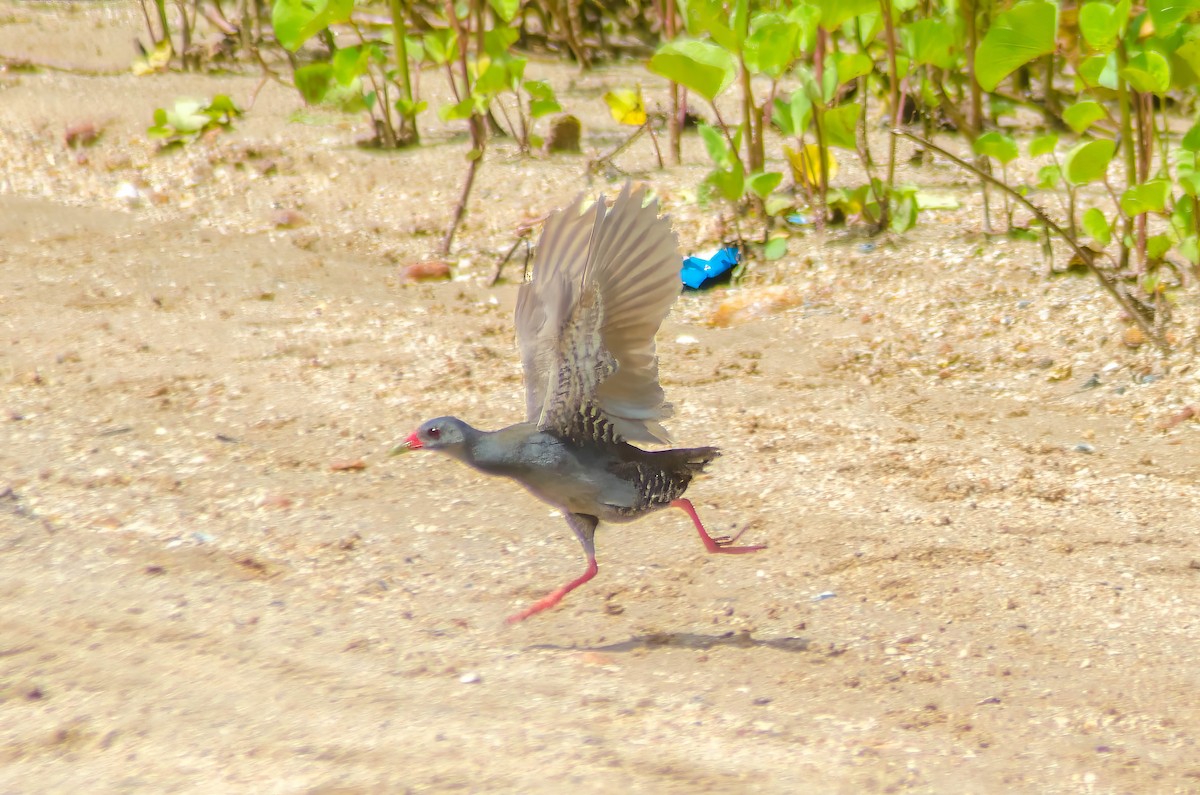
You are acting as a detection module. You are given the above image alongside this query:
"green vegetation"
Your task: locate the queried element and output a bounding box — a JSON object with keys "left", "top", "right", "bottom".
{"left": 137, "top": 0, "right": 1200, "bottom": 351}
{"left": 147, "top": 95, "right": 241, "bottom": 146}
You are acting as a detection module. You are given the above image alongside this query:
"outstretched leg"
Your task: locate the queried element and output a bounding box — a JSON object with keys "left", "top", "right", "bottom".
{"left": 671, "top": 498, "right": 765, "bottom": 554}
{"left": 507, "top": 513, "right": 600, "bottom": 623}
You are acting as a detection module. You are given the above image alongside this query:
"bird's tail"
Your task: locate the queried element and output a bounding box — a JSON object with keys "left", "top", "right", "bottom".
{"left": 652, "top": 446, "right": 720, "bottom": 475}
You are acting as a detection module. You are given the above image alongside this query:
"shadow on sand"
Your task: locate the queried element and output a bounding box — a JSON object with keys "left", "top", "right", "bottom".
{"left": 531, "top": 631, "right": 809, "bottom": 654}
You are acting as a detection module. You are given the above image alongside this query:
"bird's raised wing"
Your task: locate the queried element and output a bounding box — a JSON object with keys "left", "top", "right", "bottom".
{"left": 514, "top": 183, "right": 682, "bottom": 444}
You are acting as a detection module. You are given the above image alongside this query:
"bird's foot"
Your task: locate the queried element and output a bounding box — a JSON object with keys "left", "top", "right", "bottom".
{"left": 671, "top": 498, "right": 766, "bottom": 555}
{"left": 704, "top": 525, "right": 767, "bottom": 555}
{"left": 506, "top": 588, "right": 568, "bottom": 623}
{"left": 506, "top": 556, "right": 599, "bottom": 624}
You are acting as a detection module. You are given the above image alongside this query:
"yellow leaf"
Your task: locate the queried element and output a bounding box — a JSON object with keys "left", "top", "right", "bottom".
{"left": 131, "top": 40, "right": 172, "bottom": 76}
{"left": 603, "top": 86, "right": 647, "bottom": 126}
{"left": 785, "top": 143, "right": 838, "bottom": 188}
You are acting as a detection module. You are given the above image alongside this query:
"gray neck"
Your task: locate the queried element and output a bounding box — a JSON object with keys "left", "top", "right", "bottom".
{"left": 450, "top": 421, "right": 544, "bottom": 475}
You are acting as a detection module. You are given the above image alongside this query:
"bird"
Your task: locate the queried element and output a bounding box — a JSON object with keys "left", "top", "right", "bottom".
{"left": 395, "top": 183, "right": 764, "bottom": 622}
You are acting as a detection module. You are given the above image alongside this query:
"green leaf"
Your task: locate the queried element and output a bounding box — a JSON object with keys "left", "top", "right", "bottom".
{"left": 774, "top": 89, "right": 812, "bottom": 137}
{"left": 1037, "top": 163, "right": 1062, "bottom": 189}
{"left": 526, "top": 80, "right": 561, "bottom": 118}
{"left": 1078, "top": 52, "right": 1120, "bottom": 89}
{"left": 903, "top": 17, "right": 958, "bottom": 69}
{"left": 811, "top": 0, "right": 877, "bottom": 31}
{"left": 404, "top": 36, "right": 425, "bottom": 64}
{"left": 681, "top": 0, "right": 741, "bottom": 53}
{"left": 1063, "top": 138, "right": 1116, "bottom": 185}
{"left": 765, "top": 195, "right": 793, "bottom": 217}
{"left": 395, "top": 97, "right": 428, "bottom": 117}
{"left": 1149, "top": 0, "right": 1200, "bottom": 31}
{"left": 743, "top": 13, "right": 799, "bottom": 77}
{"left": 487, "top": 0, "right": 520, "bottom": 23}
{"left": 1147, "top": 233, "right": 1172, "bottom": 260}
{"left": 472, "top": 58, "right": 510, "bottom": 97}
{"left": 207, "top": 95, "right": 240, "bottom": 120}
{"left": 483, "top": 27, "right": 519, "bottom": 58}
{"left": 297, "top": 62, "right": 336, "bottom": 104}
{"left": 166, "top": 100, "right": 210, "bottom": 133}
{"left": 524, "top": 79, "right": 555, "bottom": 101}
{"left": 1062, "top": 100, "right": 1108, "bottom": 133}
{"left": 822, "top": 103, "right": 860, "bottom": 150}
{"left": 763, "top": 237, "right": 789, "bottom": 261}
{"left": 1175, "top": 38, "right": 1200, "bottom": 87}
{"left": 707, "top": 162, "right": 745, "bottom": 202}
{"left": 1183, "top": 120, "right": 1200, "bottom": 152}
{"left": 832, "top": 51, "right": 873, "bottom": 84}
{"left": 438, "top": 96, "right": 475, "bottom": 122}
{"left": 1082, "top": 206, "right": 1112, "bottom": 245}
{"left": 1029, "top": 134, "right": 1058, "bottom": 157}
{"left": 698, "top": 123, "right": 733, "bottom": 168}
{"left": 530, "top": 98, "right": 562, "bottom": 118}
{"left": 973, "top": 131, "right": 1019, "bottom": 164}
{"left": 1078, "top": 0, "right": 1130, "bottom": 51}
{"left": 648, "top": 39, "right": 737, "bottom": 102}
{"left": 747, "top": 170, "right": 783, "bottom": 199}
{"left": 890, "top": 192, "right": 918, "bottom": 233}
{"left": 1119, "top": 179, "right": 1171, "bottom": 215}
{"left": 1120, "top": 50, "right": 1171, "bottom": 93}
{"left": 975, "top": 0, "right": 1058, "bottom": 92}
{"left": 1179, "top": 234, "right": 1200, "bottom": 265}
{"left": 271, "top": 0, "right": 353, "bottom": 52}
{"left": 331, "top": 45, "right": 368, "bottom": 86}
{"left": 787, "top": 3, "right": 821, "bottom": 52}
{"left": 423, "top": 30, "right": 458, "bottom": 66}
{"left": 795, "top": 62, "right": 837, "bottom": 105}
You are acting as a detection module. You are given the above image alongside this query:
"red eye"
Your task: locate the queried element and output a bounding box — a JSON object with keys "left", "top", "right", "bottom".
{"left": 428, "top": 426, "right": 441, "bottom": 439}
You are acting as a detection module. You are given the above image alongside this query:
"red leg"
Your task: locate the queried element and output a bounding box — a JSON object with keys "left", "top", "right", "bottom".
{"left": 671, "top": 498, "right": 765, "bottom": 554}
{"left": 506, "top": 556, "right": 598, "bottom": 623}
{"left": 507, "top": 512, "right": 600, "bottom": 623}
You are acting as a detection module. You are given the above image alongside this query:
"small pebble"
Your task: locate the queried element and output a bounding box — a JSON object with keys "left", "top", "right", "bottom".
{"left": 271, "top": 208, "right": 307, "bottom": 229}
{"left": 812, "top": 591, "right": 836, "bottom": 602}
{"left": 115, "top": 181, "right": 142, "bottom": 207}
{"left": 1074, "top": 443, "right": 1095, "bottom": 454}
{"left": 403, "top": 260, "right": 452, "bottom": 282}
{"left": 459, "top": 671, "right": 481, "bottom": 684}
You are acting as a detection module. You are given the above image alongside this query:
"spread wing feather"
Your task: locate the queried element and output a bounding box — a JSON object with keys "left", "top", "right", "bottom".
{"left": 514, "top": 183, "right": 682, "bottom": 444}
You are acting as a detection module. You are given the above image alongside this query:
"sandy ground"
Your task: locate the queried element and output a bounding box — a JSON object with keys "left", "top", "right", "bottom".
{"left": 3, "top": 3, "right": 1200, "bottom": 793}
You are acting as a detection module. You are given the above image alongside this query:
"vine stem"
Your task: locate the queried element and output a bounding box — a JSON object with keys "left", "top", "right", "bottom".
{"left": 893, "top": 129, "right": 1169, "bottom": 355}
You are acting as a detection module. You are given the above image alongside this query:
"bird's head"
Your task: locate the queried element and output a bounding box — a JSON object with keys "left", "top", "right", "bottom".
{"left": 391, "top": 416, "right": 471, "bottom": 455}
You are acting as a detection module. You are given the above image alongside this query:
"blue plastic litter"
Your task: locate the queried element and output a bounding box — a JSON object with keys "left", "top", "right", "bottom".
{"left": 681, "top": 246, "right": 739, "bottom": 289}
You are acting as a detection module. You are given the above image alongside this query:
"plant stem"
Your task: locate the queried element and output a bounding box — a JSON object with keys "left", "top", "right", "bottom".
{"left": 442, "top": 0, "right": 486, "bottom": 255}
{"left": 664, "top": 0, "right": 682, "bottom": 165}
{"left": 153, "top": 0, "right": 172, "bottom": 54}
{"left": 1115, "top": 42, "right": 1136, "bottom": 272}
{"left": 963, "top": 0, "right": 982, "bottom": 137}
{"left": 878, "top": 0, "right": 900, "bottom": 232}
{"left": 389, "top": 0, "right": 418, "bottom": 145}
